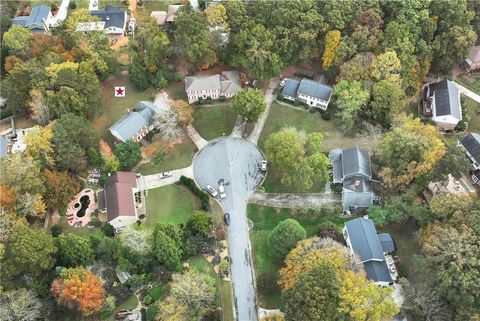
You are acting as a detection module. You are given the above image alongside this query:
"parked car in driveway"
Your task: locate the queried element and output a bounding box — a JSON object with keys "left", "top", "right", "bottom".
{"left": 205, "top": 185, "right": 218, "bottom": 197}
{"left": 224, "top": 213, "right": 231, "bottom": 226}
{"left": 260, "top": 160, "right": 267, "bottom": 171}
{"left": 280, "top": 78, "right": 286, "bottom": 87}
{"left": 160, "top": 171, "right": 172, "bottom": 178}
{"left": 218, "top": 185, "right": 226, "bottom": 199}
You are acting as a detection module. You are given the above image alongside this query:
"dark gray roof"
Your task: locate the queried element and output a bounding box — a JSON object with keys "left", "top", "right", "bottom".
{"left": 342, "top": 189, "right": 374, "bottom": 210}
{"left": 109, "top": 101, "right": 156, "bottom": 142}
{"left": 90, "top": 6, "right": 127, "bottom": 29}
{"left": 341, "top": 147, "right": 372, "bottom": 179}
{"left": 282, "top": 79, "right": 300, "bottom": 98}
{"left": 364, "top": 261, "right": 393, "bottom": 283}
{"left": 378, "top": 233, "right": 395, "bottom": 253}
{"left": 12, "top": 5, "right": 50, "bottom": 31}
{"left": 460, "top": 132, "right": 480, "bottom": 163}
{"left": 297, "top": 79, "right": 332, "bottom": 101}
{"left": 428, "top": 80, "right": 461, "bottom": 119}
{"left": 97, "top": 189, "right": 106, "bottom": 210}
{"left": 0, "top": 138, "right": 7, "bottom": 158}
{"left": 329, "top": 149, "right": 343, "bottom": 182}
{"left": 345, "top": 217, "right": 384, "bottom": 261}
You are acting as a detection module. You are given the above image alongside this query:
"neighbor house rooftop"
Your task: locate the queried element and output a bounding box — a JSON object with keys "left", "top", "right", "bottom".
{"left": 297, "top": 78, "right": 333, "bottom": 101}
{"left": 428, "top": 80, "right": 461, "bottom": 120}
{"left": 104, "top": 172, "right": 137, "bottom": 221}
{"left": 90, "top": 5, "right": 126, "bottom": 29}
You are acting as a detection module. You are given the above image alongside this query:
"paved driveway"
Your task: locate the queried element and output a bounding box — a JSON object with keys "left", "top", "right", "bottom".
{"left": 248, "top": 78, "right": 280, "bottom": 144}
{"left": 249, "top": 192, "right": 341, "bottom": 208}
{"left": 193, "top": 137, "right": 264, "bottom": 321}
{"left": 141, "top": 166, "right": 193, "bottom": 190}
{"left": 453, "top": 81, "right": 480, "bottom": 103}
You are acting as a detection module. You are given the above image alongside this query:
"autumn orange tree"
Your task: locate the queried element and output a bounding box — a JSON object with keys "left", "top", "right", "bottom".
{"left": 43, "top": 169, "right": 80, "bottom": 209}
{"left": 171, "top": 100, "right": 194, "bottom": 126}
{"left": 51, "top": 267, "right": 105, "bottom": 316}
{"left": 377, "top": 116, "right": 445, "bottom": 189}
{"left": 0, "top": 185, "right": 16, "bottom": 210}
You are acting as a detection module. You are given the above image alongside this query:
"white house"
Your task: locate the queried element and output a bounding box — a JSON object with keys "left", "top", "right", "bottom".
{"left": 185, "top": 71, "right": 242, "bottom": 104}
{"left": 282, "top": 78, "right": 333, "bottom": 110}
{"left": 97, "top": 172, "right": 140, "bottom": 233}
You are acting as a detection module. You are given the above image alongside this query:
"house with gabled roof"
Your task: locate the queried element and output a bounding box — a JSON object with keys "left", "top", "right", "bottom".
{"left": 465, "top": 45, "right": 480, "bottom": 72}
{"left": 282, "top": 78, "right": 333, "bottom": 110}
{"left": 185, "top": 71, "right": 242, "bottom": 104}
{"left": 343, "top": 217, "right": 397, "bottom": 286}
{"left": 329, "top": 147, "right": 379, "bottom": 213}
{"left": 109, "top": 101, "right": 159, "bottom": 143}
{"left": 458, "top": 132, "right": 480, "bottom": 184}
{"left": 423, "top": 79, "right": 462, "bottom": 131}
{"left": 12, "top": 5, "right": 53, "bottom": 33}
{"left": 97, "top": 172, "right": 140, "bottom": 233}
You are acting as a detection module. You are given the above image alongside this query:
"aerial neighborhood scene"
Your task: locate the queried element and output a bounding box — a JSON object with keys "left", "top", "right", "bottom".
{"left": 1, "top": 0, "right": 480, "bottom": 321}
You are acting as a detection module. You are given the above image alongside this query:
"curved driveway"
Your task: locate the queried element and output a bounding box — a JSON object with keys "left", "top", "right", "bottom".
{"left": 193, "top": 137, "right": 264, "bottom": 321}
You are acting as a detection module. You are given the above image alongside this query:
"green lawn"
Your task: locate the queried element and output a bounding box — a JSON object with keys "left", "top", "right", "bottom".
{"left": 94, "top": 73, "right": 156, "bottom": 136}
{"left": 107, "top": 295, "right": 138, "bottom": 321}
{"left": 248, "top": 204, "right": 349, "bottom": 309}
{"left": 189, "top": 256, "right": 217, "bottom": 277}
{"left": 57, "top": 217, "right": 105, "bottom": 239}
{"left": 259, "top": 102, "right": 371, "bottom": 152}
{"left": 465, "top": 97, "right": 480, "bottom": 132}
{"left": 193, "top": 105, "right": 238, "bottom": 140}
{"left": 145, "top": 185, "right": 201, "bottom": 227}
{"left": 137, "top": 138, "right": 197, "bottom": 175}
{"left": 148, "top": 284, "right": 166, "bottom": 302}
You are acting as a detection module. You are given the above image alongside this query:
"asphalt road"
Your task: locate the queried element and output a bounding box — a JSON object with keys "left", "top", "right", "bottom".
{"left": 193, "top": 137, "right": 264, "bottom": 321}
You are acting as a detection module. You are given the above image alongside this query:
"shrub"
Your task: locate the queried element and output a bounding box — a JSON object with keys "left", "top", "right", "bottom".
{"left": 219, "top": 96, "right": 226, "bottom": 102}
{"left": 68, "top": 1, "right": 77, "bottom": 9}
{"left": 320, "top": 111, "right": 331, "bottom": 121}
{"left": 317, "top": 221, "right": 342, "bottom": 241}
{"left": 455, "top": 121, "right": 467, "bottom": 132}
{"left": 102, "top": 223, "right": 115, "bottom": 237}
{"left": 143, "top": 295, "right": 153, "bottom": 306}
{"left": 146, "top": 305, "right": 158, "bottom": 321}
{"left": 51, "top": 224, "right": 63, "bottom": 237}
{"left": 178, "top": 176, "right": 210, "bottom": 211}
{"left": 197, "top": 97, "right": 204, "bottom": 105}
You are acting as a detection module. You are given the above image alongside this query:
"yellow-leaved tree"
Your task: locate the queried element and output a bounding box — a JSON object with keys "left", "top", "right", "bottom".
{"left": 24, "top": 125, "right": 55, "bottom": 167}
{"left": 322, "top": 30, "right": 341, "bottom": 71}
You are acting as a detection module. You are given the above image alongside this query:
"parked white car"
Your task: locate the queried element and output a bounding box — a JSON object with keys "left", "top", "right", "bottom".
{"left": 218, "top": 185, "right": 226, "bottom": 199}
{"left": 160, "top": 171, "right": 172, "bottom": 179}
{"left": 260, "top": 160, "right": 267, "bottom": 172}
{"left": 205, "top": 185, "right": 218, "bottom": 197}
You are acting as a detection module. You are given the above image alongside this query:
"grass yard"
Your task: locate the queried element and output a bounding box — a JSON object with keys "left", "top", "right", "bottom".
{"left": 57, "top": 217, "right": 106, "bottom": 239}
{"left": 137, "top": 138, "right": 197, "bottom": 175}
{"left": 94, "top": 73, "right": 156, "bottom": 135}
{"left": 145, "top": 185, "right": 201, "bottom": 227}
{"left": 193, "top": 105, "right": 238, "bottom": 140}
{"left": 465, "top": 97, "right": 480, "bottom": 132}
{"left": 107, "top": 295, "right": 138, "bottom": 321}
{"left": 148, "top": 284, "right": 166, "bottom": 302}
{"left": 259, "top": 102, "right": 372, "bottom": 152}
{"left": 248, "top": 204, "right": 349, "bottom": 309}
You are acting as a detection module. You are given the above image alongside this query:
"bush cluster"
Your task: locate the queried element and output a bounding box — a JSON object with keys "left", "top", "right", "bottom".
{"left": 178, "top": 176, "right": 210, "bottom": 211}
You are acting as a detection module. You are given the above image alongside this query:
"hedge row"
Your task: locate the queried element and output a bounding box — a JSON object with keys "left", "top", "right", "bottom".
{"left": 178, "top": 176, "right": 210, "bottom": 211}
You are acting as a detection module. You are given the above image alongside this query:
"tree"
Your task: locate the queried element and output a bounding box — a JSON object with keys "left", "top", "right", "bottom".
{"left": 338, "top": 52, "right": 375, "bottom": 82}
{"left": 2, "top": 25, "right": 30, "bottom": 57}
{"left": 260, "top": 312, "right": 285, "bottom": 321}
{"left": 228, "top": 21, "right": 282, "bottom": 80}
{"left": 430, "top": 140, "right": 472, "bottom": 181}
{"left": 429, "top": 193, "right": 474, "bottom": 221}
{"left": 268, "top": 219, "right": 306, "bottom": 263}
{"left": 279, "top": 237, "right": 355, "bottom": 291}
{"left": 121, "top": 229, "right": 153, "bottom": 256}
{"left": 23, "top": 125, "right": 55, "bottom": 167}
{"left": 101, "top": 155, "right": 120, "bottom": 175}
{"left": 129, "top": 60, "right": 150, "bottom": 91}
{"left": 367, "top": 80, "right": 404, "bottom": 128}
{"left": 371, "top": 51, "right": 402, "bottom": 82}
{"left": 264, "top": 128, "right": 330, "bottom": 191}
{"left": 51, "top": 267, "right": 105, "bottom": 316}
{"left": 0, "top": 153, "right": 44, "bottom": 195}
{"left": 46, "top": 86, "right": 89, "bottom": 119}
{"left": 367, "top": 204, "right": 409, "bottom": 227}
{"left": 29, "top": 89, "right": 51, "bottom": 125}
{"left": 129, "top": 18, "right": 170, "bottom": 74}
{"left": 231, "top": 88, "right": 266, "bottom": 122}
{"left": 43, "top": 170, "right": 80, "bottom": 210}
{"left": 420, "top": 223, "right": 480, "bottom": 307}
{"left": 62, "top": 8, "right": 99, "bottom": 38}
{"left": 205, "top": 3, "right": 229, "bottom": 30}
{"left": 283, "top": 264, "right": 341, "bottom": 321}
{"left": 333, "top": 80, "right": 370, "bottom": 135}
{"left": 0, "top": 289, "right": 43, "bottom": 321}
{"left": 52, "top": 113, "right": 99, "bottom": 172}
{"left": 154, "top": 224, "right": 183, "bottom": 270}
{"left": 115, "top": 141, "right": 142, "bottom": 171}
{"left": 401, "top": 280, "right": 452, "bottom": 321}
{"left": 16, "top": 192, "right": 46, "bottom": 218}
{"left": 339, "top": 270, "right": 399, "bottom": 321}
{"left": 1, "top": 226, "right": 56, "bottom": 282}
{"left": 0, "top": 185, "right": 16, "bottom": 211}
{"left": 4, "top": 55, "right": 23, "bottom": 73}
{"left": 378, "top": 116, "right": 445, "bottom": 188}
{"left": 322, "top": 30, "right": 341, "bottom": 71}
{"left": 170, "top": 100, "right": 194, "bottom": 126}
{"left": 174, "top": 10, "right": 217, "bottom": 69}
{"left": 156, "top": 270, "right": 216, "bottom": 320}
{"left": 57, "top": 234, "right": 95, "bottom": 267}
{"left": 191, "top": 211, "right": 214, "bottom": 236}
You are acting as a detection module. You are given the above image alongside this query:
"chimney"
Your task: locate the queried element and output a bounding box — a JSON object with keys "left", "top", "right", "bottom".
{"left": 363, "top": 214, "right": 369, "bottom": 220}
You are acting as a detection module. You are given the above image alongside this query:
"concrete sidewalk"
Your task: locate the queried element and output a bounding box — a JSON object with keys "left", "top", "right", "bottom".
{"left": 186, "top": 124, "right": 208, "bottom": 150}
{"left": 454, "top": 81, "right": 480, "bottom": 103}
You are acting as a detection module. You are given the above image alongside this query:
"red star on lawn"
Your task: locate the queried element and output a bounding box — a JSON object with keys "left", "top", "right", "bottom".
{"left": 116, "top": 87, "right": 124, "bottom": 96}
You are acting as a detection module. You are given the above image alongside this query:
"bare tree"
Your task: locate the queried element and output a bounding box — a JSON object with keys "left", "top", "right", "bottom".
{"left": 0, "top": 289, "right": 43, "bottom": 321}
{"left": 121, "top": 228, "right": 153, "bottom": 256}
{"left": 155, "top": 109, "right": 184, "bottom": 141}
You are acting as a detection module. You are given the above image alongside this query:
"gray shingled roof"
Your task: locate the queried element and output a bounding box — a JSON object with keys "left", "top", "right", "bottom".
{"left": 341, "top": 147, "right": 372, "bottom": 179}
{"left": 0, "top": 137, "right": 7, "bottom": 158}
{"left": 297, "top": 79, "right": 332, "bottom": 101}
{"left": 109, "top": 101, "right": 156, "bottom": 142}
{"left": 90, "top": 6, "right": 126, "bottom": 29}
{"left": 460, "top": 132, "right": 480, "bottom": 164}
{"left": 12, "top": 5, "right": 50, "bottom": 31}
{"left": 342, "top": 189, "right": 374, "bottom": 210}
{"left": 364, "top": 261, "right": 393, "bottom": 283}
{"left": 282, "top": 79, "right": 300, "bottom": 98}
{"left": 221, "top": 71, "right": 242, "bottom": 95}
{"left": 329, "top": 149, "right": 343, "bottom": 182}
{"left": 378, "top": 233, "right": 395, "bottom": 253}
{"left": 428, "top": 80, "right": 461, "bottom": 119}
{"left": 185, "top": 74, "right": 221, "bottom": 92}
{"left": 345, "top": 217, "right": 384, "bottom": 262}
